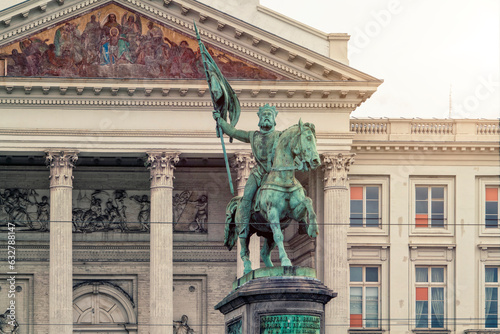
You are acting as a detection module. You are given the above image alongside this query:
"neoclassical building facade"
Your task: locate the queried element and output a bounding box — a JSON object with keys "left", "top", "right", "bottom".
{"left": 0, "top": 0, "right": 498, "bottom": 334}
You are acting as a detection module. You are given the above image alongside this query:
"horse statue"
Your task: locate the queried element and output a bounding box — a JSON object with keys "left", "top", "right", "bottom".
{"left": 224, "top": 119, "right": 321, "bottom": 274}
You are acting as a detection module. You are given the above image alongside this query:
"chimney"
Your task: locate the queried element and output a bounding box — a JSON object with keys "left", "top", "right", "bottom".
{"left": 327, "top": 33, "right": 350, "bottom": 65}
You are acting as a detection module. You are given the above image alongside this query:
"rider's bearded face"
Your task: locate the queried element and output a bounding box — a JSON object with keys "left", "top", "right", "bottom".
{"left": 258, "top": 109, "right": 276, "bottom": 131}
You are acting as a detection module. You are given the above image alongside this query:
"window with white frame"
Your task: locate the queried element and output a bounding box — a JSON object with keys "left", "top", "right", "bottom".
{"left": 485, "top": 187, "right": 499, "bottom": 229}
{"left": 415, "top": 186, "right": 446, "bottom": 228}
{"left": 485, "top": 266, "right": 499, "bottom": 328}
{"left": 350, "top": 185, "right": 381, "bottom": 228}
{"left": 349, "top": 266, "right": 380, "bottom": 329}
{"left": 415, "top": 266, "right": 446, "bottom": 329}
{"left": 410, "top": 178, "right": 455, "bottom": 235}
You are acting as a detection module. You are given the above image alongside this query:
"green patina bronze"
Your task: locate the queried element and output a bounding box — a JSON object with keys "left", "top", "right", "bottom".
{"left": 195, "top": 23, "right": 321, "bottom": 275}
{"left": 233, "top": 266, "right": 316, "bottom": 290}
{"left": 260, "top": 314, "right": 321, "bottom": 334}
{"left": 227, "top": 319, "right": 242, "bottom": 334}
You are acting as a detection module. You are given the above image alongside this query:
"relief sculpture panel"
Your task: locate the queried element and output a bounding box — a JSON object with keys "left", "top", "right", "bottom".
{"left": 0, "top": 188, "right": 207, "bottom": 233}
{"left": 0, "top": 4, "right": 284, "bottom": 80}
{"left": 0, "top": 188, "right": 50, "bottom": 232}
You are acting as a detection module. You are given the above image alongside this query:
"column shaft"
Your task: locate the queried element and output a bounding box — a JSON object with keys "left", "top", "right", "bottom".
{"left": 233, "top": 152, "right": 260, "bottom": 277}
{"left": 322, "top": 153, "right": 355, "bottom": 334}
{"left": 47, "top": 151, "right": 77, "bottom": 334}
{"left": 148, "top": 152, "right": 179, "bottom": 334}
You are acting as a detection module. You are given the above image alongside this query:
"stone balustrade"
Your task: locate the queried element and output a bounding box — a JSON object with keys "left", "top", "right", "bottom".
{"left": 350, "top": 118, "right": 500, "bottom": 142}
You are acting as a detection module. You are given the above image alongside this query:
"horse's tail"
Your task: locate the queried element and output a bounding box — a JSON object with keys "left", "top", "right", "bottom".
{"left": 224, "top": 196, "right": 241, "bottom": 251}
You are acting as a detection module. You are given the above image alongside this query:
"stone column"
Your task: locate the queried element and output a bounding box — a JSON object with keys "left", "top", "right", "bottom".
{"left": 322, "top": 152, "right": 355, "bottom": 334}
{"left": 147, "top": 151, "right": 179, "bottom": 334}
{"left": 233, "top": 152, "right": 260, "bottom": 277}
{"left": 46, "top": 151, "right": 78, "bottom": 334}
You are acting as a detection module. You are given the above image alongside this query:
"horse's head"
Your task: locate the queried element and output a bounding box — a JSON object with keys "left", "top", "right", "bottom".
{"left": 292, "top": 119, "right": 321, "bottom": 172}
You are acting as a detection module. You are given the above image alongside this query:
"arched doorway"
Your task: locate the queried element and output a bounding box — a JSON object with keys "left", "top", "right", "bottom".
{"left": 73, "top": 282, "right": 138, "bottom": 334}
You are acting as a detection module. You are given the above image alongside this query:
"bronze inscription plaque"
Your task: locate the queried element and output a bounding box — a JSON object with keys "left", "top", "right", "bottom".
{"left": 260, "top": 314, "right": 321, "bottom": 334}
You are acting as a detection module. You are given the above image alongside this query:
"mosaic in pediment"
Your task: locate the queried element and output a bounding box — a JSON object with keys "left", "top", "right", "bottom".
{"left": 0, "top": 3, "right": 284, "bottom": 80}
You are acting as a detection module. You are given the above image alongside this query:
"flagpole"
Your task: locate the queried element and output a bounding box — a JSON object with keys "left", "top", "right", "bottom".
{"left": 195, "top": 22, "right": 235, "bottom": 195}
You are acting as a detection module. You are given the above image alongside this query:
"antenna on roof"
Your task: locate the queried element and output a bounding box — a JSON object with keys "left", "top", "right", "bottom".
{"left": 448, "top": 83, "right": 452, "bottom": 119}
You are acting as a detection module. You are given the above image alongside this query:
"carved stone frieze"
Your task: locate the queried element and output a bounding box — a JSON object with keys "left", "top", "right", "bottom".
{"left": 173, "top": 190, "right": 208, "bottom": 233}
{"left": 232, "top": 152, "right": 256, "bottom": 190}
{"left": 45, "top": 151, "right": 78, "bottom": 188}
{"left": 72, "top": 189, "right": 151, "bottom": 233}
{"left": 147, "top": 152, "right": 179, "bottom": 189}
{"left": 0, "top": 188, "right": 50, "bottom": 231}
{"left": 322, "top": 152, "right": 355, "bottom": 189}
{"left": 0, "top": 187, "right": 209, "bottom": 234}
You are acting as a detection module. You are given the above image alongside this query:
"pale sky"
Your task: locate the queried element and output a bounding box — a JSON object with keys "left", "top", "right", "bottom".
{"left": 1, "top": 0, "right": 498, "bottom": 119}
{"left": 261, "top": 0, "right": 500, "bottom": 119}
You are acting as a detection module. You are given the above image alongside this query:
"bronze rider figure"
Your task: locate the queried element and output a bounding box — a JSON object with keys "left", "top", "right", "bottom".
{"left": 213, "top": 104, "right": 280, "bottom": 246}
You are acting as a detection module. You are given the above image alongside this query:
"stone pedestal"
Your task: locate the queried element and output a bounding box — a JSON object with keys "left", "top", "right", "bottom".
{"left": 215, "top": 267, "right": 336, "bottom": 334}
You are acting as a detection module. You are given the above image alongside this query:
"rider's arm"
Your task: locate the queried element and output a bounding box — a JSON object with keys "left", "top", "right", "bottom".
{"left": 213, "top": 111, "right": 250, "bottom": 143}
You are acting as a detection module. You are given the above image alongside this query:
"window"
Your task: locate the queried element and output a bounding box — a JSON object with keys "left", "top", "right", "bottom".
{"left": 415, "top": 266, "right": 446, "bottom": 329}
{"left": 485, "top": 187, "right": 499, "bottom": 228}
{"left": 350, "top": 186, "right": 381, "bottom": 227}
{"left": 350, "top": 266, "right": 380, "bottom": 329}
{"left": 478, "top": 178, "right": 500, "bottom": 236}
{"left": 486, "top": 266, "right": 499, "bottom": 328}
{"left": 415, "top": 186, "right": 446, "bottom": 228}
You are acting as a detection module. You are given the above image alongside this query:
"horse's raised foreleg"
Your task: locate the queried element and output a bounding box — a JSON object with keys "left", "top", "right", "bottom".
{"left": 239, "top": 236, "right": 253, "bottom": 275}
{"left": 268, "top": 207, "right": 292, "bottom": 267}
{"left": 261, "top": 236, "right": 275, "bottom": 268}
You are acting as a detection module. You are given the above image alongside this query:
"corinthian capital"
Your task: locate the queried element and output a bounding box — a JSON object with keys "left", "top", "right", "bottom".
{"left": 232, "top": 151, "right": 256, "bottom": 190}
{"left": 147, "top": 151, "right": 180, "bottom": 188}
{"left": 45, "top": 151, "right": 78, "bottom": 188}
{"left": 322, "top": 152, "right": 355, "bottom": 189}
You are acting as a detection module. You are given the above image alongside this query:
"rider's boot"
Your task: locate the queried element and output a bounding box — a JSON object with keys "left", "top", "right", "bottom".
{"left": 239, "top": 198, "right": 253, "bottom": 274}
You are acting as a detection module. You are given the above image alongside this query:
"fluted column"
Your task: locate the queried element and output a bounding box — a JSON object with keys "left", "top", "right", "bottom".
{"left": 46, "top": 151, "right": 78, "bottom": 334}
{"left": 147, "top": 151, "right": 179, "bottom": 334}
{"left": 233, "top": 152, "right": 260, "bottom": 277}
{"left": 322, "top": 152, "right": 355, "bottom": 334}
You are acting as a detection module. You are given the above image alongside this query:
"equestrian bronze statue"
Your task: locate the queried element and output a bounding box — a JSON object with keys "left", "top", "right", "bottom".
{"left": 196, "top": 23, "right": 321, "bottom": 275}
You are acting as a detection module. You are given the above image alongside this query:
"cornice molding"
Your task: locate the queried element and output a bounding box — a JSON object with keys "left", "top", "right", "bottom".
{"left": 0, "top": 97, "right": 361, "bottom": 108}
{"left": 0, "top": 128, "right": 353, "bottom": 140}
{"left": 352, "top": 144, "right": 499, "bottom": 153}
{"left": 0, "top": 78, "right": 377, "bottom": 107}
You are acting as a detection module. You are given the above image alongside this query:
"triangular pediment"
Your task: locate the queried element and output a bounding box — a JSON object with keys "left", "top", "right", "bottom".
{"left": 0, "top": 0, "right": 382, "bottom": 84}
{"left": 0, "top": 2, "right": 286, "bottom": 80}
